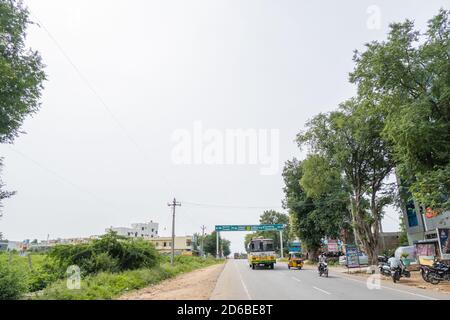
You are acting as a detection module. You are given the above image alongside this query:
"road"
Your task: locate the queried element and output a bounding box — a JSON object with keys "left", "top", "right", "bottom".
{"left": 211, "top": 259, "right": 450, "bottom": 300}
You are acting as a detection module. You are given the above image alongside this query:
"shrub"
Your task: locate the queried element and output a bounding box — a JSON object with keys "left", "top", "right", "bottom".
{"left": 49, "top": 231, "right": 159, "bottom": 276}
{"left": 0, "top": 261, "right": 28, "bottom": 300}
{"left": 37, "top": 256, "right": 221, "bottom": 300}
{"left": 27, "top": 259, "right": 62, "bottom": 292}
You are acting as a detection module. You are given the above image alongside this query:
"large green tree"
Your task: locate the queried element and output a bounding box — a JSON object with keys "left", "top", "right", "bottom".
{"left": 350, "top": 9, "right": 450, "bottom": 212}
{"left": 298, "top": 99, "right": 396, "bottom": 264}
{"left": 0, "top": 0, "right": 46, "bottom": 216}
{"left": 282, "top": 158, "right": 350, "bottom": 260}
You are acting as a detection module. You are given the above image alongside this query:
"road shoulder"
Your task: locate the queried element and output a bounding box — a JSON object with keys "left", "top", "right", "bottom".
{"left": 118, "top": 262, "right": 225, "bottom": 300}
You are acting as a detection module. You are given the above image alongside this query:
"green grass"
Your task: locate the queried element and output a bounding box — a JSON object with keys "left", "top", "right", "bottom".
{"left": 33, "top": 256, "right": 223, "bottom": 300}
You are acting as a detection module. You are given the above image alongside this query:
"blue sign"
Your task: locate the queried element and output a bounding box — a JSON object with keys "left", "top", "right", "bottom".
{"left": 345, "top": 244, "right": 360, "bottom": 268}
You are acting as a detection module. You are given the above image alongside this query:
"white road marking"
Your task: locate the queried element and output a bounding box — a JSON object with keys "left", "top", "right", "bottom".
{"left": 313, "top": 286, "right": 331, "bottom": 295}
{"left": 292, "top": 277, "right": 301, "bottom": 282}
{"left": 333, "top": 273, "right": 438, "bottom": 300}
{"left": 234, "top": 260, "right": 252, "bottom": 300}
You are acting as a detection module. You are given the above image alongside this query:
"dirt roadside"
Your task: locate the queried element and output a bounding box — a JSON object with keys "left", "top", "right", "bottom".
{"left": 118, "top": 263, "right": 225, "bottom": 300}
{"left": 330, "top": 265, "right": 450, "bottom": 295}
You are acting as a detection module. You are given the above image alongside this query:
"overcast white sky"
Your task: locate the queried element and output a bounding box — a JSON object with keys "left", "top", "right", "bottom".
{"left": 0, "top": 0, "right": 448, "bottom": 253}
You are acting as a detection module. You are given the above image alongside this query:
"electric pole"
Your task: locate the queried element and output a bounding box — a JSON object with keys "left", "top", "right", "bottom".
{"left": 200, "top": 225, "right": 206, "bottom": 257}
{"left": 167, "top": 198, "right": 181, "bottom": 266}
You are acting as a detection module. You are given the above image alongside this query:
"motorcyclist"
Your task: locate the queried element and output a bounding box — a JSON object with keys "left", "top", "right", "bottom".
{"left": 318, "top": 252, "right": 327, "bottom": 271}
{"left": 388, "top": 255, "right": 402, "bottom": 270}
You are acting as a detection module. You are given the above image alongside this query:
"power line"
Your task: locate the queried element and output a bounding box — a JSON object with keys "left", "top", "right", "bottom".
{"left": 31, "top": 15, "right": 151, "bottom": 164}
{"left": 183, "top": 201, "right": 283, "bottom": 210}
{"left": 7, "top": 146, "right": 122, "bottom": 212}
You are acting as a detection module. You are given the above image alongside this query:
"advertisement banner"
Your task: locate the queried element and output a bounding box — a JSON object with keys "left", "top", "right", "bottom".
{"left": 437, "top": 228, "right": 450, "bottom": 260}
{"left": 345, "top": 244, "right": 360, "bottom": 268}
{"left": 327, "top": 239, "right": 338, "bottom": 252}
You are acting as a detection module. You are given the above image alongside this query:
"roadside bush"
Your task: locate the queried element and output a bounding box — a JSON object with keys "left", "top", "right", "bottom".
{"left": 37, "top": 256, "right": 221, "bottom": 300}
{"left": 0, "top": 261, "right": 28, "bottom": 300}
{"left": 27, "top": 259, "right": 62, "bottom": 292}
{"left": 49, "top": 231, "right": 159, "bottom": 276}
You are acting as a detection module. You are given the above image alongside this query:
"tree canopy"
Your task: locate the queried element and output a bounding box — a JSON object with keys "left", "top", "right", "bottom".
{"left": 0, "top": 0, "right": 46, "bottom": 143}
{"left": 0, "top": 0, "right": 46, "bottom": 219}
{"left": 203, "top": 231, "right": 231, "bottom": 258}
{"left": 350, "top": 9, "right": 450, "bottom": 212}
{"left": 282, "top": 158, "right": 351, "bottom": 259}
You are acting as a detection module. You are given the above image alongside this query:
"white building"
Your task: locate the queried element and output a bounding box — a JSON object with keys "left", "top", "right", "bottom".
{"left": 107, "top": 221, "right": 159, "bottom": 239}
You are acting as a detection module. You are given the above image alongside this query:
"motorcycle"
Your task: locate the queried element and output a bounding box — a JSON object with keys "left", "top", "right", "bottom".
{"left": 318, "top": 262, "right": 328, "bottom": 277}
{"left": 421, "top": 262, "right": 450, "bottom": 285}
{"left": 379, "top": 260, "right": 410, "bottom": 283}
{"left": 391, "top": 264, "right": 411, "bottom": 283}
{"left": 379, "top": 262, "right": 392, "bottom": 277}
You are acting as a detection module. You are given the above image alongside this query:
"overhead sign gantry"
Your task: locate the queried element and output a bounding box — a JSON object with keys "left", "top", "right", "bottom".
{"left": 214, "top": 224, "right": 286, "bottom": 258}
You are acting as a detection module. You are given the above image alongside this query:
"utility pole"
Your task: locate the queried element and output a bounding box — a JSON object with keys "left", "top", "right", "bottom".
{"left": 167, "top": 198, "right": 181, "bottom": 266}
{"left": 200, "top": 225, "right": 206, "bottom": 257}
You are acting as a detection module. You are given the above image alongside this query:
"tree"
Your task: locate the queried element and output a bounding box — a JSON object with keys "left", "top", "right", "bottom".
{"left": 0, "top": 0, "right": 46, "bottom": 143}
{"left": 297, "top": 98, "right": 396, "bottom": 265}
{"left": 300, "top": 155, "right": 353, "bottom": 243}
{"left": 203, "top": 231, "right": 231, "bottom": 258}
{"left": 350, "top": 9, "right": 450, "bottom": 212}
{"left": 243, "top": 210, "right": 290, "bottom": 255}
{"left": 282, "top": 159, "right": 350, "bottom": 260}
{"left": 0, "top": 0, "right": 46, "bottom": 215}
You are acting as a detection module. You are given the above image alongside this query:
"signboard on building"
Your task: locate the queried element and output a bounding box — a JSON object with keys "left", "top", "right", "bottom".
{"left": 327, "top": 239, "right": 339, "bottom": 252}
{"left": 345, "top": 244, "right": 360, "bottom": 268}
{"left": 437, "top": 228, "right": 450, "bottom": 260}
{"left": 425, "top": 210, "right": 450, "bottom": 231}
{"left": 288, "top": 241, "right": 302, "bottom": 253}
{"left": 215, "top": 224, "right": 284, "bottom": 232}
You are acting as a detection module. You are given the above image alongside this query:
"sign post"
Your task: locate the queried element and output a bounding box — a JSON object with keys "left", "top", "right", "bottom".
{"left": 216, "top": 231, "right": 220, "bottom": 259}
{"left": 345, "top": 244, "right": 361, "bottom": 271}
{"left": 280, "top": 231, "right": 284, "bottom": 259}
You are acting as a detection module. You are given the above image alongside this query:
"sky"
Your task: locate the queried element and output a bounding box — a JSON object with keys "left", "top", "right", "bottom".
{"left": 0, "top": 0, "right": 448, "bottom": 253}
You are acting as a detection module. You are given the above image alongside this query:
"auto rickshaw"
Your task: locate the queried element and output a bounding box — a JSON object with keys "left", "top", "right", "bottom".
{"left": 288, "top": 252, "right": 304, "bottom": 270}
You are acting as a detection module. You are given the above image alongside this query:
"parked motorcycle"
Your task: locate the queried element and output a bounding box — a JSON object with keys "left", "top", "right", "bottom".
{"left": 379, "top": 262, "right": 392, "bottom": 277}
{"left": 379, "top": 260, "right": 410, "bottom": 283}
{"left": 391, "top": 265, "right": 411, "bottom": 283}
{"left": 318, "top": 262, "right": 328, "bottom": 277}
{"left": 421, "top": 262, "right": 450, "bottom": 285}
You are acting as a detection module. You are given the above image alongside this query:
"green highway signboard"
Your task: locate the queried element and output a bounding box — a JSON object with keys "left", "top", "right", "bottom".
{"left": 215, "top": 224, "right": 285, "bottom": 232}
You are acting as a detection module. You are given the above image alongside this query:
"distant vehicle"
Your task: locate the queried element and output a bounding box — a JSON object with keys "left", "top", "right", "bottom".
{"left": 318, "top": 262, "right": 328, "bottom": 277}
{"left": 247, "top": 238, "right": 276, "bottom": 270}
{"left": 339, "top": 252, "right": 369, "bottom": 266}
{"left": 288, "top": 252, "right": 304, "bottom": 270}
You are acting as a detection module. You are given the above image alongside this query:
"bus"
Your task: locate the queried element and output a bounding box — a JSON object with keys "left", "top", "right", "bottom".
{"left": 247, "top": 238, "right": 276, "bottom": 270}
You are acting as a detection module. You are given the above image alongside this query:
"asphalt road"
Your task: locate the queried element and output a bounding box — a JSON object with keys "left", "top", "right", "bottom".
{"left": 210, "top": 259, "right": 450, "bottom": 300}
